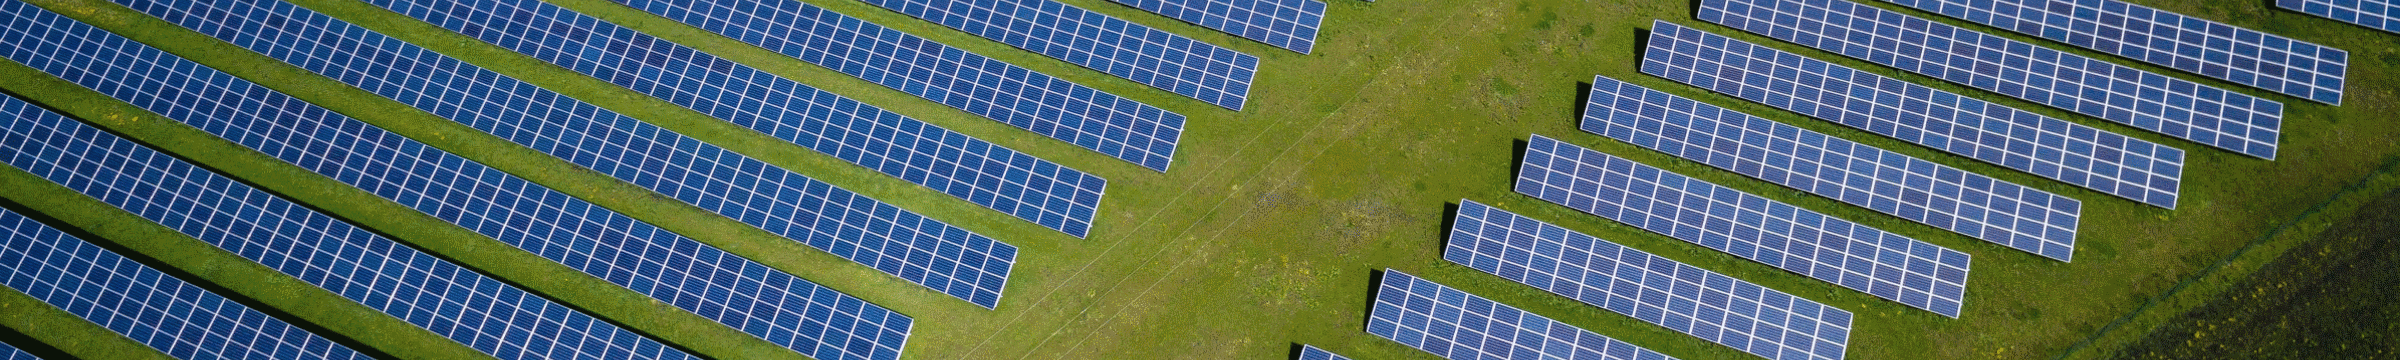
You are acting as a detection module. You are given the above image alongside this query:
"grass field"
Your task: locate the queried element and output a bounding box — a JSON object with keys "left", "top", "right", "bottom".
{"left": 1, "top": 0, "right": 2397, "bottom": 359}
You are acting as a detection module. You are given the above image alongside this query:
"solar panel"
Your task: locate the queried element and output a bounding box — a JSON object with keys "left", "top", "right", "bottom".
{"left": 346, "top": 0, "right": 1102, "bottom": 237}
{"left": 1882, "top": 0, "right": 2349, "bottom": 105}
{"left": 0, "top": 341, "right": 27, "bottom": 360}
{"left": 0, "top": 207, "right": 370, "bottom": 360}
{"left": 1295, "top": 345, "right": 1351, "bottom": 360}
{"left": 0, "top": 77, "right": 689, "bottom": 360}
{"left": 1702, "top": 0, "right": 2285, "bottom": 160}
{"left": 95, "top": 0, "right": 1027, "bottom": 309}
{"left": 1103, "top": 0, "right": 1327, "bottom": 54}
{"left": 1, "top": 8, "right": 922, "bottom": 359}
{"left": 1447, "top": 200, "right": 1854, "bottom": 360}
{"left": 855, "top": 0, "right": 1258, "bottom": 109}
{"left": 1518, "top": 135, "right": 1972, "bottom": 317}
{"left": 2279, "top": 0, "right": 2400, "bottom": 34}
{"left": 605, "top": 0, "right": 1186, "bottom": 172}
{"left": 1644, "top": 21, "right": 2187, "bottom": 209}
{"left": 1367, "top": 269, "right": 1676, "bottom": 360}
{"left": 1584, "top": 76, "right": 2081, "bottom": 261}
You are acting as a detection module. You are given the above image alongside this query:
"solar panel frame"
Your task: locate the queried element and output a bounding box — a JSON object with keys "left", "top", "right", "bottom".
{"left": 1702, "top": 0, "right": 2285, "bottom": 160}
{"left": 855, "top": 0, "right": 1259, "bottom": 110}
{"left": 1517, "top": 135, "right": 1972, "bottom": 317}
{"left": 94, "top": 0, "right": 1027, "bottom": 311}
{"left": 1584, "top": 75, "right": 2081, "bottom": 261}
{"left": 1447, "top": 200, "right": 1854, "bottom": 360}
{"left": 2279, "top": 0, "right": 2400, "bottom": 35}
{"left": 610, "top": 0, "right": 1186, "bottom": 172}
{"left": 0, "top": 66, "right": 691, "bottom": 360}
{"left": 1, "top": 7, "right": 924, "bottom": 359}
{"left": 1367, "top": 270, "right": 1677, "bottom": 360}
{"left": 1643, "top": 21, "right": 2187, "bottom": 209}
{"left": 1, "top": 207, "right": 371, "bottom": 360}
{"left": 1294, "top": 344, "right": 1351, "bottom": 360}
{"left": 1882, "top": 0, "right": 2350, "bottom": 105}
{"left": 1103, "top": 0, "right": 1327, "bottom": 54}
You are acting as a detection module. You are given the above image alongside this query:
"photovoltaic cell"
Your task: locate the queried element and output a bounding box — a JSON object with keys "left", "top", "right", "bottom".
{"left": 1702, "top": 0, "right": 2285, "bottom": 159}
{"left": 2279, "top": 0, "right": 2400, "bottom": 34}
{"left": 598, "top": 0, "right": 1186, "bottom": 172}
{"left": 1447, "top": 200, "right": 1853, "bottom": 360}
{"left": 98, "top": 0, "right": 1027, "bottom": 310}
{"left": 0, "top": 56, "right": 687, "bottom": 360}
{"left": 1882, "top": 0, "right": 2349, "bottom": 104}
{"left": 0, "top": 342, "right": 27, "bottom": 360}
{"left": 1643, "top": 21, "right": 2186, "bottom": 209}
{"left": 350, "top": 0, "right": 1104, "bottom": 237}
{"left": 1295, "top": 345, "right": 1350, "bottom": 360}
{"left": 1517, "top": 135, "right": 1971, "bottom": 317}
{"left": 856, "top": 0, "right": 1259, "bottom": 109}
{"left": 1584, "top": 76, "right": 2081, "bottom": 261}
{"left": 0, "top": 207, "right": 369, "bottom": 360}
{"left": 1, "top": 8, "right": 920, "bottom": 359}
{"left": 1366, "top": 270, "right": 1675, "bottom": 360}
{"left": 1104, "top": 0, "right": 1327, "bottom": 54}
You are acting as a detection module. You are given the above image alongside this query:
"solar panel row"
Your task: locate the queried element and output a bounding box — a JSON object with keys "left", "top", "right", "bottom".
{"left": 0, "top": 342, "right": 26, "bottom": 360}
{"left": 1518, "top": 135, "right": 1971, "bottom": 317}
{"left": 1, "top": 207, "right": 370, "bottom": 360}
{"left": 609, "top": 0, "right": 1186, "bottom": 172}
{"left": 1882, "top": 0, "right": 2349, "bottom": 105}
{"left": 1104, "top": 0, "right": 1327, "bottom": 54}
{"left": 1448, "top": 200, "right": 1854, "bottom": 360}
{"left": 1295, "top": 344, "right": 1351, "bottom": 360}
{"left": 1644, "top": 21, "right": 2187, "bottom": 209}
{"left": 1368, "top": 270, "right": 1677, "bottom": 360}
{"left": 1703, "top": 0, "right": 2285, "bottom": 159}
{"left": 106, "top": 0, "right": 1026, "bottom": 311}
{"left": 0, "top": 72, "right": 688, "bottom": 359}
{"left": 1584, "top": 76, "right": 2081, "bottom": 261}
{"left": 1, "top": 12, "right": 919, "bottom": 360}
{"left": 359, "top": 0, "right": 1104, "bottom": 237}
{"left": 857, "top": 0, "right": 1259, "bottom": 109}
{"left": 2280, "top": 0, "right": 2400, "bottom": 34}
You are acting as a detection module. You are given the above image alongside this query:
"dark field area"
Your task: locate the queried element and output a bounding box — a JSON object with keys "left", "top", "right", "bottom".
{"left": 2115, "top": 188, "right": 2400, "bottom": 359}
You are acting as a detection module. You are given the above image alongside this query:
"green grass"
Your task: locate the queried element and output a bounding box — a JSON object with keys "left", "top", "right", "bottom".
{"left": 1, "top": 0, "right": 2397, "bottom": 359}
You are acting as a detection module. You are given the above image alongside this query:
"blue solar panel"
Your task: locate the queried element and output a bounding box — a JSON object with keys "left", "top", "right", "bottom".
{"left": 0, "top": 207, "right": 369, "bottom": 360}
{"left": 1644, "top": 21, "right": 2186, "bottom": 209}
{"left": 856, "top": 0, "right": 1259, "bottom": 109}
{"left": 97, "top": 0, "right": 1027, "bottom": 310}
{"left": 2280, "top": 0, "right": 2400, "bottom": 34}
{"left": 1295, "top": 345, "right": 1350, "bottom": 360}
{"left": 1, "top": 8, "right": 920, "bottom": 359}
{"left": 608, "top": 0, "right": 1185, "bottom": 172}
{"left": 1447, "top": 200, "right": 1854, "bottom": 360}
{"left": 1584, "top": 76, "right": 2081, "bottom": 261}
{"left": 1367, "top": 270, "right": 1676, "bottom": 360}
{"left": 1518, "top": 135, "right": 1972, "bottom": 317}
{"left": 345, "top": 0, "right": 1102, "bottom": 237}
{"left": 0, "top": 341, "right": 27, "bottom": 360}
{"left": 1883, "top": 0, "right": 2349, "bottom": 105}
{"left": 1702, "top": 0, "right": 2285, "bottom": 160}
{"left": 1104, "top": 0, "right": 1327, "bottom": 54}
{"left": 0, "top": 69, "right": 688, "bottom": 360}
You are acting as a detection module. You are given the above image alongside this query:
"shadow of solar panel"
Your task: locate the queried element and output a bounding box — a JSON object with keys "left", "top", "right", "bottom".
{"left": 1882, "top": 0, "right": 2348, "bottom": 105}
{"left": 0, "top": 207, "right": 370, "bottom": 360}
{"left": 856, "top": 0, "right": 1258, "bottom": 110}
{"left": 1105, "top": 0, "right": 1326, "bottom": 54}
{"left": 1585, "top": 75, "right": 2081, "bottom": 261}
{"left": 2280, "top": 0, "right": 2400, "bottom": 35}
{"left": 1448, "top": 200, "right": 1854, "bottom": 360}
{"left": 1703, "top": 0, "right": 2285, "bottom": 159}
{"left": 347, "top": 0, "right": 1102, "bottom": 237}
{"left": 0, "top": 64, "right": 689, "bottom": 360}
{"left": 1295, "top": 345, "right": 1351, "bottom": 360}
{"left": 1368, "top": 270, "right": 1676, "bottom": 360}
{"left": 1643, "top": 21, "right": 2186, "bottom": 209}
{"left": 1, "top": 7, "right": 926, "bottom": 359}
{"left": 87, "top": 0, "right": 1028, "bottom": 313}
{"left": 1517, "top": 135, "right": 1971, "bottom": 317}
{"left": 599, "top": 0, "right": 1187, "bottom": 172}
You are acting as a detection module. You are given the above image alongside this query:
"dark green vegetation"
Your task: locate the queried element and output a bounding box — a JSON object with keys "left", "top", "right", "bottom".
{"left": 0, "top": 0, "right": 2395, "bottom": 358}
{"left": 2114, "top": 187, "right": 2400, "bottom": 360}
